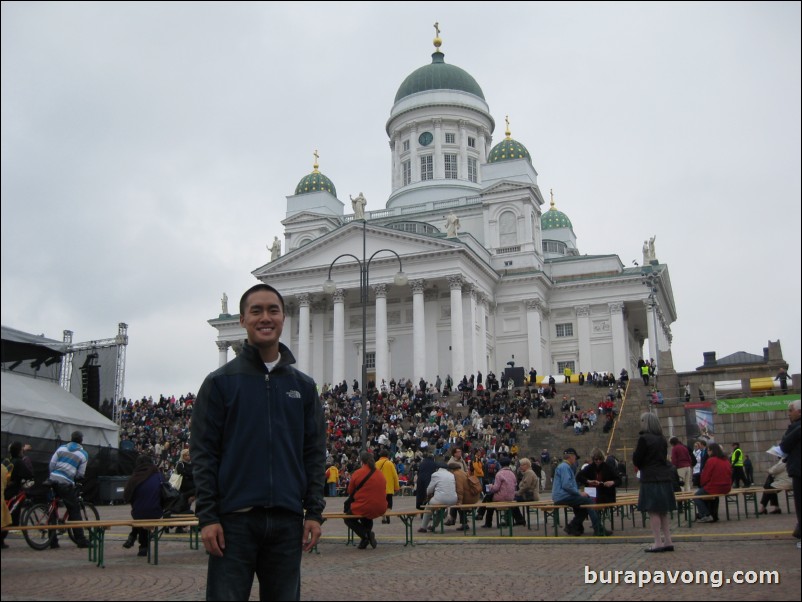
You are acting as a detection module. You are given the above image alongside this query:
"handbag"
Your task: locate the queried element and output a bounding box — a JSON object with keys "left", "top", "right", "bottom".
{"left": 169, "top": 470, "right": 183, "bottom": 490}
{"left": 343, "top": 467, "right": 376, "bottom": 514}
{"left": 160, "top": 480, "right": 180, "bottom": 510}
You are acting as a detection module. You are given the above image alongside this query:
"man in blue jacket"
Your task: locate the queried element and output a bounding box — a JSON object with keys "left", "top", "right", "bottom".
{"left": 192, "top": 283, "right": 326, "bottom": 600}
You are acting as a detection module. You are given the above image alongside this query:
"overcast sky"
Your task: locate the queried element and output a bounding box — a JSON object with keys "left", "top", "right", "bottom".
{"left": 2, "top": 2, "right": 799, "bottom": 401}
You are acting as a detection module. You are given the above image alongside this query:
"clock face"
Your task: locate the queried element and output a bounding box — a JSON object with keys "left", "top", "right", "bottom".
{"left": 418, "top": 131, "right": 433, "bottom": 146}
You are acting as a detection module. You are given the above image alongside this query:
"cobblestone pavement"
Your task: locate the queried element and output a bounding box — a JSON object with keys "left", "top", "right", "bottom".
{"left": 2, "top": 494, "right": 800, "bottom": 601}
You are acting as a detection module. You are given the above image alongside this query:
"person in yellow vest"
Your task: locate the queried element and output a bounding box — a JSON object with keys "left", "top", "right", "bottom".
{"left": 376, "top": 449, "right": 400, "bottom": 524}
{"left": 640, "top": 364, "right": 651, "bottom": 386}
{"left": 563, "top": 366, "right": 572, "bottom": 383}
{"left": 730, "top": 443, "right": 747, "bottom": 488}
{"left": 325, "top": 461, "right": 340, "bottom": 497}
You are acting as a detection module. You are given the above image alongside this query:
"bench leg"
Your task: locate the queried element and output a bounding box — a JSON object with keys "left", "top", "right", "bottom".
{"left": 398, "top": 514, "right": 416, "bottom": 547}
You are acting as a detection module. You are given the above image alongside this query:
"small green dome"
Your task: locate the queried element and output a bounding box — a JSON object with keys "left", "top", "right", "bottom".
{"left": 487, "top": 138, "right": 531, "bottom": 163}
{"left": 295, "top": 154, "right": 337, "bottom": 198}
{"left": 541, "top": 194, "right": 572, "bottom": 230}
{"left": 395, "top": 51, "right": 485, "bottom": 102}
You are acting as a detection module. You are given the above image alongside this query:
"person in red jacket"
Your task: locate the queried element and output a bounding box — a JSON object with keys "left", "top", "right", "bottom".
{"left": 344, "top": 451, "right": 387, "bottom": 549}
{"left": 694, "top": 443, "right": 732, "bottom": 522}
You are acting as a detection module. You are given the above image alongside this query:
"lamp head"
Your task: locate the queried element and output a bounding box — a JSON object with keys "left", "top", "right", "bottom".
{"left": 394, "top": 271, "right": 408, "bottom": 287}
{"left": 323, "top": 279, "right": 336, "bottom": 295}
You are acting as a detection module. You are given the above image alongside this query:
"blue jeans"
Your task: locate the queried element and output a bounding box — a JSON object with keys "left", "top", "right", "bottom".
{"left": 206, "top": 508, "right": 303, "bottom": 601}
{"left": 327, "top": 482, "right": 338, "bottom": 497}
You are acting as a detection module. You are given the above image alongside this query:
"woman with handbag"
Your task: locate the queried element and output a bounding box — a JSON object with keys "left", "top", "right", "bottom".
{"left": 343, "top": 451, "right": 387, "bottom": 549}
{"left": 172, "top": 449, "right": 196, "bottom": 532}
{"left": 123, "top": 455, "right": 165, "bottom": 557}
{"left": 758, "top": 454, "right": 792, "bottom": 514}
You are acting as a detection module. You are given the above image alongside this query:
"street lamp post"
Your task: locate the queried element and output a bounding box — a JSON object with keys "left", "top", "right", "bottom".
{"left": 323, "top": 219, "right": 407, "bottom": 452}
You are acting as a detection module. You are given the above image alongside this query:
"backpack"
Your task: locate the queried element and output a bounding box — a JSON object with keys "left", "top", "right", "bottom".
{"left": 465, "top": 475, "right": 482, "bottom": 501}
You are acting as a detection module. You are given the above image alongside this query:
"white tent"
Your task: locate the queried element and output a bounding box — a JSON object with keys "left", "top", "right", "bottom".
{"left": 1, "top": 372, "right": 119, "bottom": 447}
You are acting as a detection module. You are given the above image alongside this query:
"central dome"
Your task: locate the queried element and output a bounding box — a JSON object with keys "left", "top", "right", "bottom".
{"left": 395, "top": 51, "right": 485, "bottom": 102}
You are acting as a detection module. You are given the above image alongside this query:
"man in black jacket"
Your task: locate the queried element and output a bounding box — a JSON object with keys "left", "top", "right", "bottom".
{"left": 192, "top": 283, "right": 326, "bottom": 600}
{"left": 780, "top": 399, "right": 801, "bottom": 545}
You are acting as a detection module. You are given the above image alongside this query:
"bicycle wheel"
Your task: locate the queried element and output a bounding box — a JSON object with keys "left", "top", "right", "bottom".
{"left": 22, "top": 503, "right": 54, "bottom": 551}
{"left": 67, "top": 502, "right": 99, "bottom": 543}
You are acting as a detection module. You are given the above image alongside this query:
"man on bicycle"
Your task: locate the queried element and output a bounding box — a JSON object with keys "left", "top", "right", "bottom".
{"left": 48, "top": 431, "right": 90, "bottom": 548}
{"left": 1, "top": 442, "right": 34, "bottom": 548}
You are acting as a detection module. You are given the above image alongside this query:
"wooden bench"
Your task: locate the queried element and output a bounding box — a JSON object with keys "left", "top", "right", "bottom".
{"left": 3, "top": 517, "right": 199, "bottom": 567}
{"left": 321, "top": 509, "right": 427, "bottom": 547}
{"left": 65, "top": 518, "right": 200, "bottom": 567}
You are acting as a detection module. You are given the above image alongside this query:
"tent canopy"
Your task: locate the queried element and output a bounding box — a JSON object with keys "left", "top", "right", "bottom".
{"left": 1, "top": 371, "right": 119, "bottom": 448}
{"left": 1, "top": 325, "right": 67, "bottom": 363}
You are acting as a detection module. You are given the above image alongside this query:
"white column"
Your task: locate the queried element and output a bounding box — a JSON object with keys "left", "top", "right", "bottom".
{"left": 311, "top": 299, "right": 325, "bottom": 382}
{"left": 477, "top": 293, "right": 488, "bottom": 376}
{"left": 389, "top": 137, "right": 399, "bottom": 191}
{"left": 467, "top": 286, "right": 479, "bottom": 375}
{"left": 433, "top": 118, "right": 443, "bottom": 179}
{"left": 410, "top": 122, "right": 420, "bottom": 182}
{"left": 332, "top": 289, "right": 346, "bottom": 385}
{"left": 609, "top": 302, "right": 627, "bottom": 373}
{"left": 645, "top": 299, "right": 658, "bottom": 364}
{"left": 576, "top": 305, "right": 591, "bottom": 372}
{"left": 526, "top": 299, "right": 543, "bottom": 373}
{"left": 424, "top": 288, "right": 440, "bottom": 380}
{"left": 216, "top": 341, "right": 229, "bottom": 367}
{"left": 374, "top": 283, "right": 388, "bottom": 385}
{"left": 297, "top": 293, "right": 311, "bottom": 375}
{"left": 410, "top": 279, "right": 426, "bottom": 383}
{"left": 281, "top": 303, "right": 294, "bottom": 350}
{"left": 448, "top": 275, "right": 465, "bottom": 381}
{"left": 458, "top": 120, "right": 468, "bottom": 182}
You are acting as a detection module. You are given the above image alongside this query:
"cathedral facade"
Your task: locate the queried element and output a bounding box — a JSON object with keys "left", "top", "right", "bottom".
{"left": 210, "top": 33, "right": 677, "bottom": 388}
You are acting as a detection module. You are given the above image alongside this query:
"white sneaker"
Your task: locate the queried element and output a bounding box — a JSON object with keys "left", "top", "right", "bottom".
{"left": 698, "top": 516, "right": 714, "bottom": 523}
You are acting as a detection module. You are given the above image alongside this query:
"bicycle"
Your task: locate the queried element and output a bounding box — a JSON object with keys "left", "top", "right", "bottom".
{"left": 22, "top": 481, "right": 99, "bottom": 550}
{"left": 5, "top": 483, "right": 33, "bottom": 520}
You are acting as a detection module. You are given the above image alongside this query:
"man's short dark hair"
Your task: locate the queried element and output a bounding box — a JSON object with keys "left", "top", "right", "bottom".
{"left": 8, "top": 441, "right": 22, "bottom": 458}
{"left": 239, "top": 283, "right": 285, "bottom": 315}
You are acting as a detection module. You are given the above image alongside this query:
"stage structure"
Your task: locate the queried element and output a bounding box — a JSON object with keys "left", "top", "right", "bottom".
{"left": 60, "top": 323, "right": 128, "bottom": 424}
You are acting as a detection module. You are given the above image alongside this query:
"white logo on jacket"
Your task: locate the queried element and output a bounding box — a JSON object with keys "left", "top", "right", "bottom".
{"left": 287, "top": 390, "right": 301, "bottom": 399}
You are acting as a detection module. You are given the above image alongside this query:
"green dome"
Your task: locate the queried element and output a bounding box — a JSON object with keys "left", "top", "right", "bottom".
{"left": 541, "top": 207, "right": 573, "bottom": 230}
{"left": 395, "top": 51, "right": 485, "bottom": 102}
{"left": 295, "top": 170, "right": 337, "bottom": 197}
{"left": 487, "top": 137, "right": 531, "bottom": 163}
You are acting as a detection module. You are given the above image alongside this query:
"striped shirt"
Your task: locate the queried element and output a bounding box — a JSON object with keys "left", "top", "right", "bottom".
{"left": 49, "top": 442, "right": 89, "bottom": 485}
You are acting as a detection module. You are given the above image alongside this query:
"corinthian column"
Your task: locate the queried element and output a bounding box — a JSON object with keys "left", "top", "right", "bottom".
{"left": 410, "top": 279, "right": 426, "bottom": 382}
{"left": 332, "top": 289, "right": 346, "bottom": 386}
{"left": 297, "top": 293, "right": 311, "bottom": 374}
{"left": 216, "top": 340, "right": 229, "bottom": 368}
{"left": 373, "top": 283, "right": 388, "bottom": 385}
{"left": 448, "top": 275, "right": 465, "bottom": 381}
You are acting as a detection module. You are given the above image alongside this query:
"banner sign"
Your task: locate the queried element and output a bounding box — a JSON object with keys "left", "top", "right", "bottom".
{"left": 716, "top": 394, "right": 798, "bottom": 414}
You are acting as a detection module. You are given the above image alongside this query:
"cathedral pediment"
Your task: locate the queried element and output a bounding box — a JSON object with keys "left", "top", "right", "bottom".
{"left": 281, "top": 211, "right": 342, "bottom": 227}
{"left": 253, "top": 221, "right": 465, "bottom": 278}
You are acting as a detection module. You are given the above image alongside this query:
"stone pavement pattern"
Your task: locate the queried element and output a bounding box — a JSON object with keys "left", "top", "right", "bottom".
{"left": 2, "top": 496, "right": 800, "bottom": 601}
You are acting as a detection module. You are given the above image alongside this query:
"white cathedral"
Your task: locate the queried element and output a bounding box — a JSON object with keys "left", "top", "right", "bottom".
{"left": 210, "top": 31, "right": 677, "bottom": 388}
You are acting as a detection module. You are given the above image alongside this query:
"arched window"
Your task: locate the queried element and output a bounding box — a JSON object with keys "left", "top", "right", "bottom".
{"left": 499, "top": 211, "right": 517, "bottom": 246}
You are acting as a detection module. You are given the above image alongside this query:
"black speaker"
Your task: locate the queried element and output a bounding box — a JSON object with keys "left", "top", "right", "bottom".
{"left": 504, "top": 367, "right": 525, "bottom": 387}
{"left": 81, "top": 365, "right": 100, "bottom": 410}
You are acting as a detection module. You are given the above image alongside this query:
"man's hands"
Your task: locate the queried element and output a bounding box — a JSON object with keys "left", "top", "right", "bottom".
{"left": 302, "top": 519, "right": 322, "bottom": 552}
{"left": 201, "top": 523, "right": 225, "bottom": 557}
{"left": 202, "top": 518, "right": 323, "bottom": 556}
